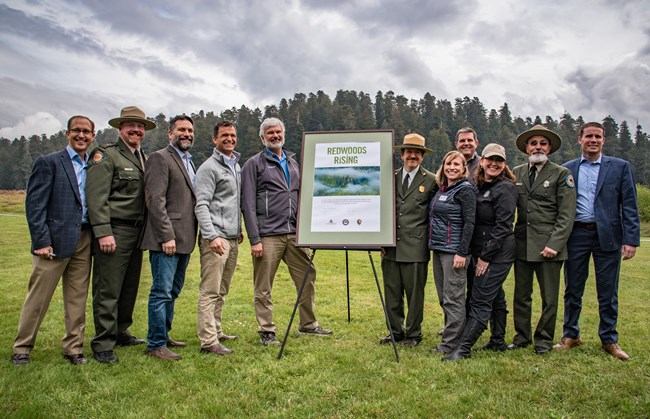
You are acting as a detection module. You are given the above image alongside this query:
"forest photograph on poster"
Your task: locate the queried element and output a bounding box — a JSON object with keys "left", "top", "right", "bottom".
{"left": 313, "top": 166, "right": 381, "bottom": 197}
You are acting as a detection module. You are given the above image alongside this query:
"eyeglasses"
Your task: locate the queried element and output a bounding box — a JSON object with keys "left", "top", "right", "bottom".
{"left": 68, "top": 128, "right": 95, "bottom": 135}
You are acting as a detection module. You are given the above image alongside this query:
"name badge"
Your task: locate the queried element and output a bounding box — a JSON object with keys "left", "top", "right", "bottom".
{"left": 124, "top": 167, "right": 134, "bottom": 171}
{"left": 439, "top": 195, "right": 448, "bottom": 202}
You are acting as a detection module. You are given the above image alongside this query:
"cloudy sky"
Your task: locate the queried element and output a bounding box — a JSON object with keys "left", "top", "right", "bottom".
{"left": 1, "top": 0, "right": 649, "bottom": 139}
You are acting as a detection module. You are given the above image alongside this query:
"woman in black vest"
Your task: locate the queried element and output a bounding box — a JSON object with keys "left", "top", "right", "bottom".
{"left": 429, "top": 150, "right": 476, "bottom": 355}
{"left": 443, "top": 143, "right": 517, "bottom": 361}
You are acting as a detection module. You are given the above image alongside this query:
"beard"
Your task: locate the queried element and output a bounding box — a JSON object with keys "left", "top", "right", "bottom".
{"left": 174, "top": 136, "right": 193, "bottom": 151}
{"left": 528, "top": 153, "right": 548, "bottom": 164}
{"left": 264, "top": 138, "right": 285, "bottom": 152}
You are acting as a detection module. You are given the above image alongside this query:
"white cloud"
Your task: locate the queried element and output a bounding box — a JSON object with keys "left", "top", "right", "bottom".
{"left": 0, "top": 112, "right": 63, "bottom": 140}
{"left": 1, "top": 0, "right": 650, "bottom": 138}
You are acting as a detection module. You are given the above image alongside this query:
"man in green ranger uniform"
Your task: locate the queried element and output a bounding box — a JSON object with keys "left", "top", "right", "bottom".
{"left": 509, "top": 125, "right": 576, "bottom": 355}
{"left": 86, "top": 106, "right": 156, "bottom": 363}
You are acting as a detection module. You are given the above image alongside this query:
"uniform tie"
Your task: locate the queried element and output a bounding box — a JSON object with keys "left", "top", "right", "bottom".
{"left": 529, "top": 165, "right": 537, "bottom": 186}
{"left": 402, "top": 173, "right": 410, "bottom": 194}
{"left": 134, "top": 149, "right": 145, "bottom": 171}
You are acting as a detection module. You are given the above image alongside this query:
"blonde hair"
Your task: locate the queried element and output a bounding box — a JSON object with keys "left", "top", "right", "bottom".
{"left": 435, "top": 150, "right": 468, "bottom": 187}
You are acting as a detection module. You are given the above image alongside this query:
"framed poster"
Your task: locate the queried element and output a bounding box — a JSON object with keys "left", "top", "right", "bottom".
{"left": 296, "top": 130, "right": 395, "bottom": 248}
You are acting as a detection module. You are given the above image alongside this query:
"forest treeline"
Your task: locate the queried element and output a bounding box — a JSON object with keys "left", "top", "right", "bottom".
{"left": 1, "top": 90, "right": 648, "bottom": 190}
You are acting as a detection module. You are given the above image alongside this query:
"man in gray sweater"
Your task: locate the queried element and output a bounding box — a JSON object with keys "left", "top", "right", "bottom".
{"left": 194, "top": 121, "right": 242, "bottom": 355}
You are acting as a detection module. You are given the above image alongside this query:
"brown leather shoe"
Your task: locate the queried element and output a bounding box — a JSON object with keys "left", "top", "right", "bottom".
{"left": 201, "top": 343, "right": 234, "bottom": 355}
{"left": 166, "top": 337, "right": 186, "bottom": 347}
{"left": 217, "top": 333, "right": 238, "bottom": 341}
{"left": 146, "top": 347, "right": 181, "bottom": 361}
{"left": 553, "top": 336, "right": 583, "bottom": 350}
{"left": 602, "top": 343, "right": 630, "bottom": 361}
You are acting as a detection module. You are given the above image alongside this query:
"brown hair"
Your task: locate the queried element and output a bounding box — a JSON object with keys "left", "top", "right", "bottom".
{"left": 435, "top": 150, "right": 468, "bottom": 187}
{"left": 475, "top": 157, "right": 516, "bottom": 186}
{"left": 579, "top": 122, "right": 605, "bottom": 138}
{"left": 214, "top": 120, "right": 236, "bottom": 137}
{"left": 67, "top": 115, "right": 95, "bottom": 131}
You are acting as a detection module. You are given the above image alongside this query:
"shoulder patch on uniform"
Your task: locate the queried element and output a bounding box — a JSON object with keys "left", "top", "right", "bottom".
{"left": 89, "top": 150, "right": 105, "bottom": 164}
{"left": 565, "top": 174, "right": 575, "bottom": 188}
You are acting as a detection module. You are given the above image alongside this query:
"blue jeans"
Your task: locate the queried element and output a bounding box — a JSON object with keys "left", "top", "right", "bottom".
{"left": 147, "top": 251, "right": 191, "bottom": 350}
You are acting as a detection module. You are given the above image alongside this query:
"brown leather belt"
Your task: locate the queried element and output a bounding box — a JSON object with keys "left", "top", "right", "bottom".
{"left": 574, "top": 222, "right": 597, "bottom": 231}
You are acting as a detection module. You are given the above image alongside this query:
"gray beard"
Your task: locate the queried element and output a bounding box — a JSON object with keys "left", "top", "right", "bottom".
{"left": 529, "top": 153, "right": 548, "bottom": 165}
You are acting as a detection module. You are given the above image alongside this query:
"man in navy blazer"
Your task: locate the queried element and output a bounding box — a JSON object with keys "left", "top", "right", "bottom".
{"left": 555, "top": 122, "right": 640, "bottom": 361}
{"left": 12, "top": 115, "right": 95, "bottom": 366}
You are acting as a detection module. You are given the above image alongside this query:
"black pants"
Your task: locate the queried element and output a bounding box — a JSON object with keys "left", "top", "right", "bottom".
{"left": 468, "top": 260, "right": 513, "bottom": 326}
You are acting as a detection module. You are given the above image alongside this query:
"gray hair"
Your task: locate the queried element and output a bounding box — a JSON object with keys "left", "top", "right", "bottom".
{"left": 455, "top": 126, "right": 477, "bottom": 142}
{"left": 259, "top": 117, "right": 286, "bottom": 139}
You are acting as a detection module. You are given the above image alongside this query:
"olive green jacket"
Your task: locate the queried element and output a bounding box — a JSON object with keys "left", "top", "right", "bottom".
{"left": 513, "top": 161, "right": 576, "bottom": 262}
{"left": 383, "top": 166, "right": 436, "bottom": 263}
{"left": 86, "top": 138, "right": 146, "bottom": 238}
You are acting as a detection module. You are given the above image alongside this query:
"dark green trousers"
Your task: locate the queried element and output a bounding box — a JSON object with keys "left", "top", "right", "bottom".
{"left": 512, "top": 259, "right": 563, "bottom": 350}
{"left": 381, "top": 259, "right": 428, "bottom": 340}
{"left": 91, "top": 224, "right": 143, "bottom": 353}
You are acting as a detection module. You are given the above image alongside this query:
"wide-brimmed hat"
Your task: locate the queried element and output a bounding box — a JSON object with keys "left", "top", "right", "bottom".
{"left": 482, "top": 143, "right": 506, "bottom": 160}
{"left": 108, "top": 106, "right": 157, "bottom": 131}
{"left": 515, "top": 124, "right": 561, "bottom": 154}
{"left": 393, "top": 133, "right": 432, "bottom": 154}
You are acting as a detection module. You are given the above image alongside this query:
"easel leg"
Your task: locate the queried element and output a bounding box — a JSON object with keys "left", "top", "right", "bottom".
{"left": 368, "top": 251, "right": 400, "bottom": 362}
{"left": 278, "top": 249, "right": 317, "bottom": 359}
{"left": 346, "top": 250, "right": 351, "bottom": 322}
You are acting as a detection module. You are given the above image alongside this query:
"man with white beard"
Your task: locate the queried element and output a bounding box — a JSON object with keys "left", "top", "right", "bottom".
{"left": 508, "top": 125, "right": 576, "bottom": 355}
{"left": 241, "top": 117, "right": 332, "bottom": 346}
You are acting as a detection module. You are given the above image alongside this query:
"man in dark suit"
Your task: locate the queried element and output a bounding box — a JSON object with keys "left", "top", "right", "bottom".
{"left": 555, "top": 122, "right": 640, "bottom": 361}
{"left": 380, "top": 133, "right": 436, "bottom": 346}
{"left": 509, "top": 125, "right": 576, "bottom": 355}
{"left": 12, "top": 115, "right": 95, "bottom": 366}
{"left": 87, "top": 106, "right": 156, "bottom": 363}
{"left": 141, "top": 115, "right": 197, "bottom": 361}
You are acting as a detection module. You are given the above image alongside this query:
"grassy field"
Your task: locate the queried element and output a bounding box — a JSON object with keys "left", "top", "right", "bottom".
{"left": 1, "top": 191, "right": 649, "bottom": 418}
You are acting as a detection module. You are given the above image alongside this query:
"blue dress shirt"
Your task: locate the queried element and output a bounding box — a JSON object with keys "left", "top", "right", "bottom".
{"left": 575, "top": 155, "right": 601, "bottom": 223}
{"left": 66, "top": 145, "right": 88, "bottom": 223}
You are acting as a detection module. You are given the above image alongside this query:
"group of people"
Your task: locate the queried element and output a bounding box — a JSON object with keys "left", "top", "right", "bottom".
{"left": 383, "top": 123, "right": 639, "bottom": 362}
{"left": 12, "top": 107, "right": 330, "bottom": 365}
{"left": 11, "top": 106, "right": 640, "bottom": 366}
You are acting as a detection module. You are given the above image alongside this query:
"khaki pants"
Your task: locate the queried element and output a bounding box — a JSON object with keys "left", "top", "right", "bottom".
{"left": 197, "top": 238, "right": 238, "bottom": 347}
{"left": 14, "top": 230, "right": 92, "bottom": 355}
{"left": 253, "top": 234, "right": 318, "bottom": 333}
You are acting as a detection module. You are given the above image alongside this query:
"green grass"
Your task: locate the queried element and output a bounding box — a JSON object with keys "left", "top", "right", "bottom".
{"left": 1, "top": 193, "right": 649, "bottom": 418}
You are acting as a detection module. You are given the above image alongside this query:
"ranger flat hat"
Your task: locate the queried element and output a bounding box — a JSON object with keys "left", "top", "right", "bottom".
{"left": 108, "top": 106, "right": 156, "bottom": 131}
{"left": 515, "top": 124, "right": 561, "bottom": 154}
{"left": 393, "top": 133, "right": 432, "bottom": 154}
